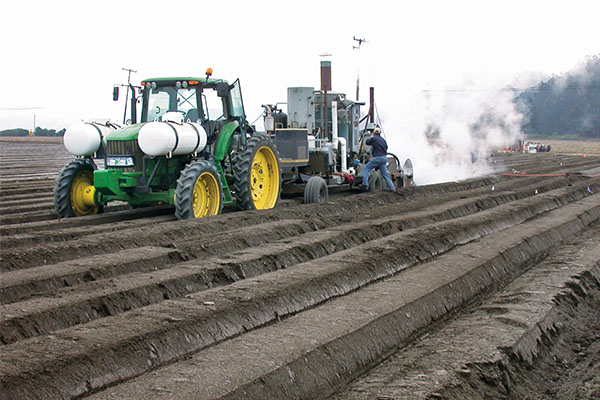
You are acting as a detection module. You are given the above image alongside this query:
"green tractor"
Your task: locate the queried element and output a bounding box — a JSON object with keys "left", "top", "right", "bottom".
{"left": 54, "top": 69, "right": 281, "bottom": 219}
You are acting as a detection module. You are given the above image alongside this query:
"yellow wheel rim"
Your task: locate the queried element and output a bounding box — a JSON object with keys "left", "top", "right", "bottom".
{"left": 192, "top": 172, "right": 221, "bottom": 218}
{"left": 250, "top": 146, "right": 280, "bottom": 209}
{"left": 70, "top": 170, "right": 99, "bottom": 216}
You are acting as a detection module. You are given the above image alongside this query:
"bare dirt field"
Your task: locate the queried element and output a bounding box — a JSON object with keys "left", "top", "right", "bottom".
{"left": 1, "top": 138, "right": 599, "bottom": 399}
{"left": 540, "top": 139, "right": 600, "bottom": 156}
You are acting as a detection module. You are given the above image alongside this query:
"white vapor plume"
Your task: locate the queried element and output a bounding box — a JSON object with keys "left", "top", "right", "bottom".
{"left": 383, "top": 75, "right": 528, "bottom": 185}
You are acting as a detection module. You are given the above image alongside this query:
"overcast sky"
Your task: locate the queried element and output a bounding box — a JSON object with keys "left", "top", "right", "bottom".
{"left": 1, "top": 0, "right": 598, "bottom": 133}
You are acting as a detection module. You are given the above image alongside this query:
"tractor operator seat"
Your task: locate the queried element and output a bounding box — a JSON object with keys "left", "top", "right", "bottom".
{"left": 185, "top": 108, "right": 202, "bottom": 122}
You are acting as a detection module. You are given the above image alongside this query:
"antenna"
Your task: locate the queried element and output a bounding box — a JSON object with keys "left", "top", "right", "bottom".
{"left": 353, "top": 36, "right": 367, "bottom": 50}
{"left": 352, "top": 36, "right": 367, "bottom": 101}
{"left": 121, "top": 67, "right": 137, "bottom": 124}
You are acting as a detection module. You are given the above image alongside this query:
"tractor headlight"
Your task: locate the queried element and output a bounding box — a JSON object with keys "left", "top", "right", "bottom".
{"left": 106, "top": 156, "right": 135, "bottom": 167}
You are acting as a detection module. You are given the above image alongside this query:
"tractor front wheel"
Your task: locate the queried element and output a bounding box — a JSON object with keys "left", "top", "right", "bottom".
{"left": 54, "top": 159, "right": 102, "bottom": 218}
{"left": 175, "top": 160, "right": 223, "bottom": 219}
{"left": 233, "top": 135, "right": 281, "bottom": 211}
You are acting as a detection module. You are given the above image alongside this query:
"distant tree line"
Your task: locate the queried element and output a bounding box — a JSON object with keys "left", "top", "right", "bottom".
{"left": 0, "top": 127, "right": 66, "bottom": 137}
{"left": 515, "top": 55, "right": 600, "bottom": 138}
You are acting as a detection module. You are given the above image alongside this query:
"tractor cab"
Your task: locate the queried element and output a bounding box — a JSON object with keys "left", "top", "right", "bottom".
{"left": 139, "top": 75, "right": 247, "bottom": 138}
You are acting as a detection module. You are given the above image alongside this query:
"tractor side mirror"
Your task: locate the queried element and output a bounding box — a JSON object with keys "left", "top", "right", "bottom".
{"left": 113, "top": 86, "right": 119, "bottom": 101}
{"left": 216, "top": 82, "right": 229, "bottom": 97}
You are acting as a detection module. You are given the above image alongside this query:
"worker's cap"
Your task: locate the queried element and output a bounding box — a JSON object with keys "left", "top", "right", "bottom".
{"left": 373, "top": 127, "right": 381, "bottom": 134}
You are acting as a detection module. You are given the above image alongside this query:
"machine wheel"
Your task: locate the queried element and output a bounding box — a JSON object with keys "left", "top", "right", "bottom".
{"left": 175, "top": 160, "right": 223, "bottom": 219}
{"left": 368, "top": 170, "right": 383, "bottom": 192}
{"left": 54, "top": 159, "right": 102, "bottom": 218}
{"left": 233, "top": 134, "right": 281, "bottom": 211}
{"left": 401, "top": 158, "right": 414, "bottom": 188}
{"left": 402, "top": 173, "right": 414, "bottom": 188}
{"left": 304, "top": 176, "right": 328, "bottom": 204}
{"left": 402, "top": 175, "right": 414, "bottom": 188}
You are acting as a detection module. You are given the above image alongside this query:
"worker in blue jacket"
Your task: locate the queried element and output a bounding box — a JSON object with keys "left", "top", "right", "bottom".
{"left": 362, "top": 126, "right": 395, "bottom": 191}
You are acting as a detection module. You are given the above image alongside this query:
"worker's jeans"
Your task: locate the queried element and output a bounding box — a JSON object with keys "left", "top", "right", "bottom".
{"left": 362, "top": 156, "right": 395, "bottom": 190}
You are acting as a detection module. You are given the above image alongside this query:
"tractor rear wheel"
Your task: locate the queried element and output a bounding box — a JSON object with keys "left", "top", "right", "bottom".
{"left": 304, "top": 176, "right": 328, "bottom": 204}
{"left": 175, "top": 160, "right": 223, "bottom": 219}
{"left": 54, "top": 159, "right": 102, "bottom": 218}
{"left": 233, "top": 135, "right": 281, "bottom": 211}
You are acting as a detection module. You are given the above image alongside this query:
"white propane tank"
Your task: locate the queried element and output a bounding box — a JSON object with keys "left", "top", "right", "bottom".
{"left": 63, "top": 122, "right": 114, "bottom": 156}
{"left": 138, "top": 119, "right": 208, "bottom": 157}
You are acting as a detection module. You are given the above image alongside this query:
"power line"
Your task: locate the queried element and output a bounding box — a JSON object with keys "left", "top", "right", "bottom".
{"left": 0, "top": 107, "right": 45, "bottom": 110}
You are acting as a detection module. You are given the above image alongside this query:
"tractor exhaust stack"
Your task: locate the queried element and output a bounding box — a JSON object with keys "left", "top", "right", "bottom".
{"left": 321, "top": 60, "right": 332, "bottom": 140}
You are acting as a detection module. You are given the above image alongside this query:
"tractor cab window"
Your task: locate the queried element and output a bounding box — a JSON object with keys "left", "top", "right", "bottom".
{"left": 230, "top": 79, "right": 245, "bottom": 118}
{"left": 201, "top": 88, "right": 225, "bottom": 121}
{"left": 145, "top": 86, "right": 200, "bottom": 122}
{"left": 147, "top": 89, "right": 170, "bottom": 122}
{"left": 176, "top": 88, "right": 198, "bottom": 120}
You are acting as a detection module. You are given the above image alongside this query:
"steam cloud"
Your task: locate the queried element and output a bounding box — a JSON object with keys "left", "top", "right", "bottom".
{"left": 383, "top": 76, "right": 527, "bottom": 185}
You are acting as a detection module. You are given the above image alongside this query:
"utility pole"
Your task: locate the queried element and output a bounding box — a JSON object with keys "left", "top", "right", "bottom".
{"left": 29, "top": 114, "right": 36, "bottom": 136}
{"left": 122, "top": 68, "right": 137, "bottom": 124}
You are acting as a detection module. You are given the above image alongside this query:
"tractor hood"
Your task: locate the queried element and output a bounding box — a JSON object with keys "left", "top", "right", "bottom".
{"left": 105, "top": 123, "right": 145, "bottom": 141}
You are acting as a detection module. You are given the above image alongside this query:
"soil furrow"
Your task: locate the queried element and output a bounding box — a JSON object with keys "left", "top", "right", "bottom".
{"left": 209, "top": 211, "right": 600, "bottom": 400}
{"left": 0, "top": 202, "right": 54, "bottom": 215}
{"left": 0, "top": 195, "right": 54, "bottom": 208}
{"left": 0, "top": 178, "right": 596, "bottom": 326}
{"left": 0, "top": 172, "right": 581, "bottom": 262}
{"left": 0, "top": 185, "right": 55, "bottom": 197}
{"left": 0, "top": 246, "right": 186, "bottom": 305}
{"left": 0, "top": 181, "right": 544, "bottom": 293}
{"left": 1, "top": 178, "right": 502, "bottom": 270}
{"left": 0, "top": 193, "right": 516, "bottom": 341}
{"left": 0, "top": 214, "right": 176, "bottom": 248}
{"left": 332, "top": 226, "right": 600, "bottom": 400}
{"left": 0, "top": 175, "right": 494, "bottom": 237}
{"left": 0, "top": 176, "right": 589, "bottom": 297}
{"left": 1, "top": 189, "right": 597, "bottom": 400}
{"left": 0, "top": 205, "right": 173, "bottom": 237}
